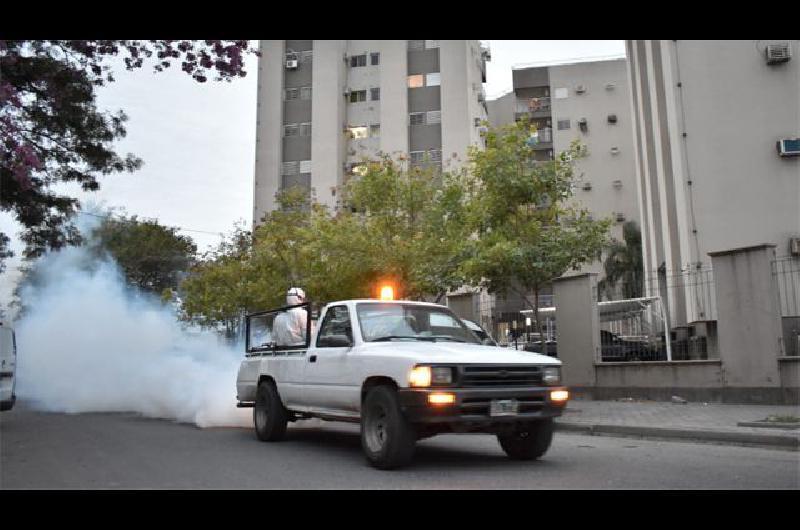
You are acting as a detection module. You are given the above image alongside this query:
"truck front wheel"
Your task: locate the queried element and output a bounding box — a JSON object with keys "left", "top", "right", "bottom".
{"left": 254, "top": 380, "right": 288, "bottom": 442}
{"left": 361, "top": 386, "right": 416, "bottom": 469}
{"left": 497, "top": 419, "right": 554, "bottom": 460}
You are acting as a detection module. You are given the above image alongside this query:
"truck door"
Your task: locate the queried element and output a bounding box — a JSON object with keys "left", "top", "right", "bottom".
{"left": 302, "top": 305, "right": 358, "bottom": 413}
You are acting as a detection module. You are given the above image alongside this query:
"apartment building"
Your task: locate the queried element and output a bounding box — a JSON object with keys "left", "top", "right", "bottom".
{"left": 253, "top": 40, "right": 490, "bottom": 224}
{"left": 626, "top": 40, "right": 800, "bottom": 329}
{"left": 444, "top": 57, "right": 641, "bottom": 340}
{"left": 487, "top": 57, "right": 640, "bottom": 279}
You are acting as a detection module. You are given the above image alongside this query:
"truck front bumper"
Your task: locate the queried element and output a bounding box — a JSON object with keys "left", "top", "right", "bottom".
{"left": 397, "top": 386, "right": 568, "bottom": 425}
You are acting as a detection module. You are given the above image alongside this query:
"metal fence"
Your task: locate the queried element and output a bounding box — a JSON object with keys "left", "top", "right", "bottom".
{"left": 772, "top": 255, "right": 800, "bottom": 356}
{"left": 644, "top": 266, "right": 717, "bottom": 323}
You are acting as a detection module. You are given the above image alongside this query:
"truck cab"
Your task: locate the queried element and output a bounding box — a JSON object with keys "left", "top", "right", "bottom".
{"left": 236, "top": 299, "right": 569, "bottom": 469}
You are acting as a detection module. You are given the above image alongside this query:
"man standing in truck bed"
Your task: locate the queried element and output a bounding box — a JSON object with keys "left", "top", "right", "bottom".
{"left": 272, "top": 287, "right": 308, "bottom": 347}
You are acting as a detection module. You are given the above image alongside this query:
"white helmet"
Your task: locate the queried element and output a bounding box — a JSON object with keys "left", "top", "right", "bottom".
{"left": 286, "top": 287, "right": 306, "bottom": 306}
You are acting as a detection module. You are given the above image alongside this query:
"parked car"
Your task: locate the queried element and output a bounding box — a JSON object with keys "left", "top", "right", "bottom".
{"left": 0, "top": 323, "right": 17, "bottom": 412}
{"left": 599, "top": 330, "right": 658, "bottom": 362}
{"left": 524, "top": 340, "right": 558, "bottom": 357}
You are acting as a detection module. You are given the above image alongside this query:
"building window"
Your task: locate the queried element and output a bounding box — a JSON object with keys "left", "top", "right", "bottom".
{"left": 348, "top": 125, "right": 369, "bottom": 139}
{"left": 349, "top": 90, "right": 367, "bottom": 103}
{"left": 350, "top": 54, "right": 367, "bottom": 68}
{"left": 410, "top": 151, "right": 425, "bottom": 163}
{"left": 407, "top": 74, "right": 424, "bottom": 88}
{"left": 281, "top": 161, "right": 299, "bottom": 175}
{"left": 409, "top": 112, "right": 425, "bottom": 126}
{"left": 370, "top": 87, "right": 380, "bottom": 101}
{"left": 426, "top": 72, "right": 441, "bottom": 87}
{"left": 300, "top": 86, "right": 312, "bottom": 100}
{"left": 425, "top": 40, "right": 439, "bottom": 49}
{"left": 426, "top": 110, "right": 441, "bottom": 124}
{"left": 284, "top": 88, "right": 299, "bottom": 100}
{"left": 557, "top": 119, "right": 571, "bottom": 130}
{"left": 283, "top": 124, "right": 299, "bottom": 137}
{"left": 370, "top": 52, "right": 380, "bottom": 66}
{"left": 370, "top": 124, "right": 381, "bottom": 137}
{"left": 299, "top": 160, "right": 312, "bottom": 174}
{"left": 299, "top": 50, "right": 313, "bottom": 63}
{"left": 408, "top": 40, "right": 425, "bottom": 52}
{"left": 429, "top": 149, "right": 442, "bottom": 162}
{"left": 554, "top": 87, "right": 568, "bottom": 99}
{"left": 299, "top": 122, "right": 312, "bottom": 137}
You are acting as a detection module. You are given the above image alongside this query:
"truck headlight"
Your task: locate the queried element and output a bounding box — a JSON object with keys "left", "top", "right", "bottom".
{"left": 543, "top": 366, "right": 561, "bottom": 385}
{"left": 409, "top": 366, "right": 432, "bottom": 387}
{"left": 431, "top": 367, "right": 453, "bottom": 385}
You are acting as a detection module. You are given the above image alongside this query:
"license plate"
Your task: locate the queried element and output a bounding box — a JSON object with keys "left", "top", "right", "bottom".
{"left": 489, "top": 399, "right": 519, "bottom": 416}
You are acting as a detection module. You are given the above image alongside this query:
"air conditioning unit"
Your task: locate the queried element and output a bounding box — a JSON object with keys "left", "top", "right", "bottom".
{"left": 613, "top": 179, "right": 623, "bottom": 189}
{"left": 790, "top": 237, "right": 800, "bottom": 256}
{"left": 776, "top": 138, "right": 800, "bottom": 157}
{"left": 608, "top": 114, "right": 618, "bottom": 124}
{"left": 575, "top": 85, "right": 586, "bottom": 94}
{"left": 578, "top": 118, "right": 588, "bottom": 133}
{"left": 285, "top": 59, "right": 298, "bottom": 70}
{"left": 582, "top": 182, "right": 592, "bottom": 191}
{"left": 616, "top": 212, "right": 626, "bottom": 222}
{"left": 765, "top": 43, "right": 791, "bottom": 65}
{"left": 610, "top": 147, "right": 620, "bottom": 155}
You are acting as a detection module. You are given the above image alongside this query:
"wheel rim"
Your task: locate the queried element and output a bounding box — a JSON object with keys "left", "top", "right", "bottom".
{"left": 364, "top": 403, "right": 388, "bottom": 453}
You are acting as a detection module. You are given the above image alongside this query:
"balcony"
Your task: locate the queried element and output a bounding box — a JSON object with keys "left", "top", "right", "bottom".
{"left": 526, "top": 127, "right": 552, "bottom": 149}
{"left": 516, "top": 96, "right": 551, "bottom": 119}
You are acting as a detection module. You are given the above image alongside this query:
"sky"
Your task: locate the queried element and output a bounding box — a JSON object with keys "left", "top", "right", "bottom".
{"left": 0, "top": 40, "right": 625, "bottom": 315}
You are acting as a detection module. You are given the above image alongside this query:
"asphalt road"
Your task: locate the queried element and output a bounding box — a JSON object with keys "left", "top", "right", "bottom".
{"left": 2, "top": 403, "right": 798, "bottom": 489}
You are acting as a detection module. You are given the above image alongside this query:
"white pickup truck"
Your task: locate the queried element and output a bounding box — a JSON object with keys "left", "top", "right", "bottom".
{"left": 236, "top": 299, "right": 569, "bottom": 469}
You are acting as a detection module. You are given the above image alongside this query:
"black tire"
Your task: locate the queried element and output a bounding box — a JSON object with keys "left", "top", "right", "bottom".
{"left": 254, "top": 380, "right": 288, "bottom": 442}
{"left": 497, "top": 419, "right": 554, "bottom": 460}
{"left": 361, "top": 385, "right": 416, "bottom": 469}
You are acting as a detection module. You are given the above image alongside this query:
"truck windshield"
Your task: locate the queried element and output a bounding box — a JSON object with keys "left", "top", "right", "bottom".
{"left": 356, "top": 303, "right": 481, "bottom": 344}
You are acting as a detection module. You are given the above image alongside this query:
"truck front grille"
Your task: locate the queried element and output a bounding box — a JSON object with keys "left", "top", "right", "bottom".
{"left": 460, "top": 365, "right": 543, "bottom": 387}
{"left": 460, "top": 396, "right": 545, "bottom": 415}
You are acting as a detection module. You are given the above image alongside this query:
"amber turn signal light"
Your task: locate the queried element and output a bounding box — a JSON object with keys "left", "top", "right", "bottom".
{"left": 428, "top": 392, "right": 456, "bottom": 405}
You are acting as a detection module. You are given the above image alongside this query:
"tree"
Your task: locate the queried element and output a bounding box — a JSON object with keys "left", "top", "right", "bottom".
{"left": 0, "top": 40, "right": 257, "bottom": 266}
{"left": 463, "top": 119, "right": 613, "bottom": 341}
{"left": 178, "top": 222, "right": 255, "bottom": 338}
{"left": 598, "top": 220, "right": 644, "bottom": 300}
{"left": 178, "top": 157, "right": 477, "bottom": 333}
{"left": 338, "top": 155, "right": 474, "bottom": 301}
{"left": 88, "top": 212, "right": 197, "bottom": 294}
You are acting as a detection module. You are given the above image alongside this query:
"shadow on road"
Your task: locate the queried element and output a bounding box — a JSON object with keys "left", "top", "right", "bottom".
{"left": 274, "top": 424, "right": 558, "bottom": 472}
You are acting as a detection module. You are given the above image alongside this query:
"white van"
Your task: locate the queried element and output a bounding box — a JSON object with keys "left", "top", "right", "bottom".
{"left": 0, "top": 323, "right": 17, "bottom": 411}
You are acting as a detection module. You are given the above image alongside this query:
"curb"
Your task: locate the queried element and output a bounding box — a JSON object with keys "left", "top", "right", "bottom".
{"left": 555, "top": 421, "right": 800, "bottom": 450}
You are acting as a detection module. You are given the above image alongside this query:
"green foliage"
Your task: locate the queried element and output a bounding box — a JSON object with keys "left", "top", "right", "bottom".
{"left": 598, "top": 220, "right": 644, "bottom": 300}
{"left": 179, "top": 159, "right": 475, "bottom": 330}
{"left": 463, "top": 118, "right": 612, "bottom": 332}
{"left": 89, "top": 212, "right": 197, "bottom": 294}
{"left": 338, "top": 155, "right": 473, "bottom": 301}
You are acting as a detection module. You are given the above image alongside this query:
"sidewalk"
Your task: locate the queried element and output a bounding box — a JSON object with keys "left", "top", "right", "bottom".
{"left": 556, "top": 398, "right": 800, "bottom": 450}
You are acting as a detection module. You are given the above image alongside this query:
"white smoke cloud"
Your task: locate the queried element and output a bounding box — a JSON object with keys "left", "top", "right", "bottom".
{"left": 13, "top": 236, "right": 251, "bottom": 428}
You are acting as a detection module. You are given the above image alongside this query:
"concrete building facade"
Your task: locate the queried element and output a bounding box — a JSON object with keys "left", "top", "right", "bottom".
{"left": 253, "top": 40, "right": 490, "bottom": 224}
{"left": 626, "top": 40, "right": 800, "bottom": 330}
{"left": 487, "top": 57, "right": 641, "bottom": 281}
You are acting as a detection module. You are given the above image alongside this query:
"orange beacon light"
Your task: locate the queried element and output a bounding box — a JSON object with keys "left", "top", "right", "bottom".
{"left": 379, "top": 285, "right": 395, "bottom": 301}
